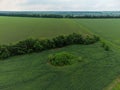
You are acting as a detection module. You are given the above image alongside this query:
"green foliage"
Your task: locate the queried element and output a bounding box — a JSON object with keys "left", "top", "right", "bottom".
{"left": 93, "top": 35, "right": 100, "bottom": 41}
{"left": 53, "top": 35, "right": 67, "bottom": 47}
{"left": 0, "top": 45, "right": 10, "bottom": 59}
{"left": 77, "top": 57, "right": 83, "bottom": 62}
{"left": 101, "top": 41, "right": 106, "bottom": 47}
{"left": 48, "top": 52, "right": 75, "bottom": 66}
{"left": 67, "top": 33, "right": 83, "bottom": 44}
{"left": 40, "top": 39, "right": 55, "bottom": 49}
{"left": 101, "top": 41, "right": 110, "bottom": 51}
{"left": 0, "top": 33, "right": 99, "bottom": 59}
{"left": 1, "top": 13, "right": 120, "bottom": 18}
{"left": 13, "top": 38, "right": 37, "bottom": 55}
{"left": 104, "top": 45, "right": 110, "bottom": 51}
{"left": 33, "top": 40, "right": 44, "bottom": 52}
{"left": 83, "top": 35, "right": 100, "bottom": 45}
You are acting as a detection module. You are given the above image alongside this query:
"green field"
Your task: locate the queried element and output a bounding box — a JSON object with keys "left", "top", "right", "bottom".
{"left": 76, "top": 19, "right": 120, "bottom": 90}
{"left": 76, "top": 19, "right": 120, "bottom": 46}
{"left": 0, "top": 17, "right": 88, "bottom": 44}
{"left": 1, "top": 43, "right": 118, "bottom": 90}
{"left": 1, "top": 17, "right": 120, "bottom": 90}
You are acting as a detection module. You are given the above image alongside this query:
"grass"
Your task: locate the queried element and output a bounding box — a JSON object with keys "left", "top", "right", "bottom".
{"left": 0, "top": 43, "right": 118, "bottom": 90}
{"left": 0, "top": 17, "right": 87, "bottom": 44}
{"left": 1, "top": 17, "right": 120, "bottom": 90}
{"left": 75, "top": 19, "right": 120, "bottom": 46}
{"left": 104, "top": 77, "right": 120, "bottom": 90}
{"left": 75, "top": 19, "right": 120, "bottom": 90}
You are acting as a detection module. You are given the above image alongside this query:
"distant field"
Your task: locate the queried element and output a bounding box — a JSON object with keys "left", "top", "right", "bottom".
{"left": 1, "top": 17, "right": 120, "bottom": 90}
{"left": 1, "top": 17, "right": 120, "bottom": 45}
{"left": 75, "top": 19, "right": 120, "bottom": 46}
{"left": 0, "top": 17, "right": 88, "bottom": 44}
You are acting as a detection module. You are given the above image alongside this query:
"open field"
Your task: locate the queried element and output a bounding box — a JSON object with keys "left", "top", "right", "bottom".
{"left": 0, "top": 43, "right": 118, "bottom": 90}
{"left": 76, "top": 19, "right": 120, "bottom": 90}
{"left": 75, "top": 19, "right": 120, "bottom": 46}
{"left": 0, "top": 17, "right": 88, "bottom": 44}
{"left": 1, "top": 17, "right": 120, "bottom": 90}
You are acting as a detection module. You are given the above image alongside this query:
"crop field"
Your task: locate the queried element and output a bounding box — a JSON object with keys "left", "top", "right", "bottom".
{"left": 0, "top": 43, "right": 118, "bottom": 90}
{"left": 0, "top": 17, "right": 88, "bottom": 44}
{"left": 1, "top": 17, "right": 120, "bottom": 90}
{"left": 76, "top": 19, "right": 120, "bottom": 46}
{"left": 76, "top": 19, "right": 120, "bottom": 90}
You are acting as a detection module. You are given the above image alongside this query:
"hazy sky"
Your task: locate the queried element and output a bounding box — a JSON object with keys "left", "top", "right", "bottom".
{"left": 0, "top": 0, "right": 120, "bottom": 11}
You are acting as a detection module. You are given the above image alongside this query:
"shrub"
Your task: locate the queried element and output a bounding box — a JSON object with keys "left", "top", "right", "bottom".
{"left": 77, "top": 57, "right": 83, "bottom": 62}
{"left": 33, "top": 40, "right": 44, "bottom": 52}
{"left": 39, "top": 39, "right": 55, "bottom": 50}
{"left": 101, "top": 41, "right": 110, "bottom": 51}
{"left": 53, "top": 35, "right": 67, "bottom": 47}
{"left": 66, "top": 33, "right": 83, "bottom": 44}
{"left": 101, "top": 41, "right": 106, "bottom": 47}
{"left": 48, "top": 52, "right": 75, "bottom": 66}
{"left": 7, "top": 45, "right": 19, "bottom": 56}
{"left": 14, "top": 38, "right": 37, "bottom": 54}
{"left": 83, "top": 35, "right": 99, "bottom": 45}
{"left": 104, "top": 45, "right": 110, "bottom": 51}
{"left": 0, "top": 45, "right": 10, "bottom": 59}
{"left": 93, "top": 35, "right": 100, "bottom": 41}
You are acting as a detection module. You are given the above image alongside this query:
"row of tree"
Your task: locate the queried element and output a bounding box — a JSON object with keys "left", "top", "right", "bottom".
{"left": 0, "top": 13, "right": 64, "bottom": 18}
{"left": 0, "top": 33, "right": 100, "bottom": 59}
{"left": 1, "top": 13, "right": 120, "bottom": 18}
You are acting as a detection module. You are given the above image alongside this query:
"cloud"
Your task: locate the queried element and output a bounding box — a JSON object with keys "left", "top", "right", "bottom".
{"left": 0, "top": 0, "right": 27, "bottom": 11}
{"left": 0, "top": 0, "right": 120, "bottom": 11}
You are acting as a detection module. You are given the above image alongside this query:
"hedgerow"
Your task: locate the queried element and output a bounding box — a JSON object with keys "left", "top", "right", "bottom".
{"left": 0, "top": 33, "right": 100, "bottom": 59}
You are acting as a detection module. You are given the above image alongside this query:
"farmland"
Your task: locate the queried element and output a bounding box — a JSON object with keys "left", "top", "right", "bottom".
{"left": 76, "top": 19, "right": 120, "bottom": 46}
{"left": 76, "top": 19, "right": 120, "bottom": 90}
{"left": 0, "top": 17, "right": 87, "bottom": 44}
{"left": 0, "top": 16, "right": 120, "bottom": 90}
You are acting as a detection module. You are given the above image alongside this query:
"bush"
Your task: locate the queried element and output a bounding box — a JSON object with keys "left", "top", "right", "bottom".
{"left": 104, "top": 45, "right": 110, "bottom": 51}
{"left": 48, "top": 52, "right": 75, "bottom": 66}
{"left": 53, "top": 35, "right": 67, "bottom": 47}
{"left": 33, "top": 40, "right": 44, "bottom": 52}
{"left": 0, "top": 45, "right": 10, "bottom": 59}
{"left": 39, "top": 39, "right": 55, "bottom": 50}
{"left": 101, "top": 41, "right": 106, "bottom": 47}
{"left": 93, "top": 35, "right": 100, "bottom": 41}
{"left": 66, "top": 33, "right": 83, "bottom": 44}
{"left": 83, "top": 35, "right": 100, "bottom": 45}
{"left": 15, "top": 38, "right": 37, "bottom": 54}
{"left": 101, "top": 41, "right": 110, "bottom": 51}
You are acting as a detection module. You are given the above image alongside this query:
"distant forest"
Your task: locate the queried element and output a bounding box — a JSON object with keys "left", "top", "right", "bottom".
{"left": 1, "top": 11, "right": 120, "bottom": 18}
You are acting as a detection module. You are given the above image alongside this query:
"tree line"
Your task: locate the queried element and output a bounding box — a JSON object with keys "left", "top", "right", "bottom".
{"left": 1, "top": 13, "right": 120, "bottom": 18}
{"left": 0, "top": 33, "right": 100, "bottom": 59}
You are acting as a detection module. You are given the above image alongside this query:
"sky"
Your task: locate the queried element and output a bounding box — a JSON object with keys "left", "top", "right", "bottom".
{"left": 0, "top": 0, "right": 120, "bottom": 11}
